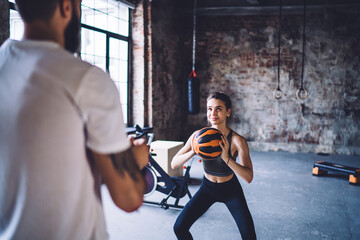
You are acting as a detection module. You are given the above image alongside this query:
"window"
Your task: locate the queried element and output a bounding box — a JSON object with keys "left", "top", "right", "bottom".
{"left": 8, "top": 0, "right": 131, "bottom": 124}
{"left": 9, "top": 1, "right": 23, "bottom": 40}
{"left": 81, "top": 0, "right": 131, "bottom": 124}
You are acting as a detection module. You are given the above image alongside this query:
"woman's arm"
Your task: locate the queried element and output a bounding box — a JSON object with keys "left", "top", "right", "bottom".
{"left": 220, "top": 134, "right": 254, "bottom": 183}
{"left": 171, "top": 131, "right": 197, "bottom": 169}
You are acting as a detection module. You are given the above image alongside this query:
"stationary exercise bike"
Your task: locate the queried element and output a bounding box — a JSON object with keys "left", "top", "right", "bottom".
{"left": 126, "top": 125, "right": 193, "bottom": 210}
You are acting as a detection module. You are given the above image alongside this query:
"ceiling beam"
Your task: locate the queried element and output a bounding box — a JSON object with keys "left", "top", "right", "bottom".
{"left": 245, "top": 0, "right": 260, "bottom": 4}
{"left": 195, "top": 4, "right": 360, "bottom": 16}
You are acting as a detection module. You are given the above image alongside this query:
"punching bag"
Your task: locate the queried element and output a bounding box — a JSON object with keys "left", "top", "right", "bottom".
{"left": 188, "top": 70, "right": 200, "bottom": 114}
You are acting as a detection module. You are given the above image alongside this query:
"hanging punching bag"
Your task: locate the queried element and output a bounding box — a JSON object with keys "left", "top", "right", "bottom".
{"left": 188, "top": 70, "right": 200, "bottom": 114}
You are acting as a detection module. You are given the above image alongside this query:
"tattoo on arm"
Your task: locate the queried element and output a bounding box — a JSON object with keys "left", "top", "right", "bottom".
{"left": 110, "top": 149, "right": 140, "bottom": 182}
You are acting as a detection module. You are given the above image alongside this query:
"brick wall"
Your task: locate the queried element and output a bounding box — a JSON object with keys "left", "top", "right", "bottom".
{"left": 0, "top": 0, "right": 9, "bottom": 45}
{"left": 132, "top": 0, "right": 146, "bottom": 127}
{"left": 184, "top": 10, "right": 360, "bottom": 155}
{"left": 150, "top": 0, "right": 189, "bottom": 140}
{"left": 135, "top": 3, "right": 360, "bottom": 155}
{"left": 131, "top": 0, "right": 190, "bottom": 139}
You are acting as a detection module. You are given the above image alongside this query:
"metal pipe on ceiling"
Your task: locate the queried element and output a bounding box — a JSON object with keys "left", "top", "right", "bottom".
{"left": 194, "top": 4, "right": 360, "bottom": 16}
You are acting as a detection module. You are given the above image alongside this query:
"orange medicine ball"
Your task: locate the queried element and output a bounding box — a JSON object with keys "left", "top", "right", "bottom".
{"left": 192, "top": 127, "right": 223, "bottom": 160}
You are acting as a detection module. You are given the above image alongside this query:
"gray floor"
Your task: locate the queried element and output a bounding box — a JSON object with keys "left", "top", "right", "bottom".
{"left": 101, "top": 151, "right": 360, "bottom": 240}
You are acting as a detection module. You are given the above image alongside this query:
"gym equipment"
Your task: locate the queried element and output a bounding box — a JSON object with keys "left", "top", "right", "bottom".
{"left": 142, "top": 167, "right": 157, "bottom": 196}
{"left": 312, "top": 161, "right": 360, "bottom": 185}
{"left": 193, "top": 127, "right": 223, "bottom": 160}
{"left": 188, "top": 0, "right": 200, "bottom": 114}
{"left": 273, "top": 0, "right": 283, "bottom": 100}
{"left": 145, "top": 154, "right": 193, "bottom": 209}
{"left": 188, "top": 70, "right": 200, "bottom": 114}
{"left": 150, "top": 140, "right": 184, "bottom": 177}
{"left": 297, "top": 0, "right": 308, "bottom": 100}
{"left": 127, "top": 125, "right": 193, "bottom": 209}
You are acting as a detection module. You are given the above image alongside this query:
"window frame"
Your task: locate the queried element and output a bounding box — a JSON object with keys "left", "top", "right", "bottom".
{"left": 81, "top": 21, "right": 132, "bottom": 125}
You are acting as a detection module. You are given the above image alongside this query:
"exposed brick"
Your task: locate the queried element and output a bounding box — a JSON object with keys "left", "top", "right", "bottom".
{"left": 132, "top": 1, "right": 360, "bottom": 155}
{"left": 0, "top": 0, "right": 9, "bottom": 46}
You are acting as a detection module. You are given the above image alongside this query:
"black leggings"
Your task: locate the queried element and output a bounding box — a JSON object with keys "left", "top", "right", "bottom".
{"left": 173, "top": 175, "right": 256, "bottom": 240}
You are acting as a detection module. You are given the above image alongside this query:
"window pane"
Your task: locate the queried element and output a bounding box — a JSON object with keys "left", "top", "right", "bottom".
{"left": 94, "top": 56, "right": 106, "bottom": 72}
{"left": 118, "top": 60, "right": 128, "bottom": 83}
{"left": 119, "top": 82, "right": 128, "bottom": 105}
{"left": 109, "top": 58, "right": 128, "bottom": 104}
{"left": 109, "top": 59, "right": 119, "bottom": 81}
{"left": 94, "top": 13, "right": 108, "bottom": 33}
{"left": 9, "top": 10, "right": 24, "bottom": 40}
{"left": 93, "top": 31, "right": 106, "bottom": 57}
{"left": 118, "top": 4, "right": 129, "bottom": 22}
{"left": 94, "top": 0, "right": 108, "bottom": 12}
{"left": 122, "top": 104, "right": 128, "bottom": 123}
{"left": 108, "top": 15, "right": 118, "bottom": 35}
{"left": 82, "top": 0, "right": 96, "bottom": 9}
{"left": 81, "top": 28, "right": 106, "bottom": 71}
{"left": 109, "top": 38, "right": 128, "bottom": 60}
{"left": 81, "top": 0, "right": 129, "bottom": 37}
{"left": 81, "top": 28, "right": 95, "bottom": 56}
{"left": 108, "top": 0, "right": 119, "bottom": 18}
{"left": 118, "top": 19, "right": 129, "bottom": 36}
{"left": 81, "top": 5, "right": 95, "bottom": 26}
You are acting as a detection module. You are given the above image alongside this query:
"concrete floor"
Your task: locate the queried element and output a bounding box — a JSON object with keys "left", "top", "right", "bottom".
{"left": 102, "top": 151, "right": 360, "bottom": 240}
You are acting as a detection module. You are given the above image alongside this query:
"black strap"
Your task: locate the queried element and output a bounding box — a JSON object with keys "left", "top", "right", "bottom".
{"left": 300, "top": 0, "right": 306, "bottom": 89}
{"left": 227, "top": 130, "right": 233, "bottom": 159}
{"left": 274, "top": 0, "right": 283, "bottom": 100}
{"left": 192, "top": 0, "right": 197, "bottom": 71}
{"left": 277, "top": 0, "right": 282, "bottom": 89}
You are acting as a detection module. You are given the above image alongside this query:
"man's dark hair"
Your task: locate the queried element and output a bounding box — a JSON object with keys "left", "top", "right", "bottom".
{"left": 207, "top": 92, "right": 232, "bottom": 110}
{"left": 15, "top": 0, "right": 62, "bottom": 23}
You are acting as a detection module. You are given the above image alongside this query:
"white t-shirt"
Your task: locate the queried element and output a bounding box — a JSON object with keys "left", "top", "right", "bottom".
{"left": 0, "top": 39, "right": 130, "bottom": 240}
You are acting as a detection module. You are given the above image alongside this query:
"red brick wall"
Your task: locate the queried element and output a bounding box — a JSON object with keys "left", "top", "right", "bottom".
{"left": 188, "top": 12, "right": 360, "bottom": 155}
{"left": 131, "top": 0, "right": 146, "bottom": 127}
{"left": 132, "top": 0, "right": 190, "bottom": 140}
{"left": 133, "top": 2, "right": 360, "bottom": 155}
{"left": 0, "top": 0, "right": 9, "bottom": 45}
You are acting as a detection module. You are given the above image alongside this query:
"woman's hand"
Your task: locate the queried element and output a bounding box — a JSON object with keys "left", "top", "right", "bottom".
{"left": 189, "top": 130, "right": 198, "bottom": 154}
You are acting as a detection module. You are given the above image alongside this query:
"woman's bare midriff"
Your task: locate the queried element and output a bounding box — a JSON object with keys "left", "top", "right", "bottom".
{"left": 205, "top": 173, "right": 234, "bottom": 183}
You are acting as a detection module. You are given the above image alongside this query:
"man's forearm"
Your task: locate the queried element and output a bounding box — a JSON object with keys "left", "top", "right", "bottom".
{"left": 110, "top": 149, "right": 141, "bottom": 182}
{"left": 91, "top": 149, "right": 146, "bottom": 212}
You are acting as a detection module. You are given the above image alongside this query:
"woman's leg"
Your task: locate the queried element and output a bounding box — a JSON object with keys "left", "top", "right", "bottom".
{"left": 224, "top": 178, "right": 256, "bottom": 240}
{"left": 173, "top": 183, "right": 215, "bottom": 240}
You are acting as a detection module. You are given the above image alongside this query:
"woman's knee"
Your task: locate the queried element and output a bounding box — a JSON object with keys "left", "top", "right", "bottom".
{"left": 173, "top": 218, "right": 186, "bottom": 235}
{"left": 173, "top": 219, "right": 192, "bottom": 240}
{"left": 241, "top": 221, "right": 256, "bottom": 240}
{"left": 243, "top": 231, "right": 257, "bottom": 240}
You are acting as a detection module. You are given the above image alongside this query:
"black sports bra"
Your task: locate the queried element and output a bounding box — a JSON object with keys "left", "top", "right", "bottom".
{"left": 202, "top": 130, "right": 235, "bottom": 177}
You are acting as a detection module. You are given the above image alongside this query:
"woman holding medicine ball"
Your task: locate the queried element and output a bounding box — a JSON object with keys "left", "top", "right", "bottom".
{"left": 171, "top": 92, "right": 256, "bottom": 240}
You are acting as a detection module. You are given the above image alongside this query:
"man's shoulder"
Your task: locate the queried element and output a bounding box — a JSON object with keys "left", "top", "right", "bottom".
{"left": 49, "top": 47, "right": 92, "bottom": 69}
{"left": 39, "top": 46, "right": 100, "bottom": 79}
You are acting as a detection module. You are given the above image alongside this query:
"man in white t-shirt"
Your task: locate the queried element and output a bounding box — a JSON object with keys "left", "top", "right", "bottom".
{"left": 0, "top": 0, "right": 149, "bottom": 239}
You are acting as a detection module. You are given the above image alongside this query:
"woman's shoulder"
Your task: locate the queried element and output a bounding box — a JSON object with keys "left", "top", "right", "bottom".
{"left": 230, "top": 130, "right": 248, "bottom": 145}
{"left": 190, "top": 129, "right": 200, "bottom": 137}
